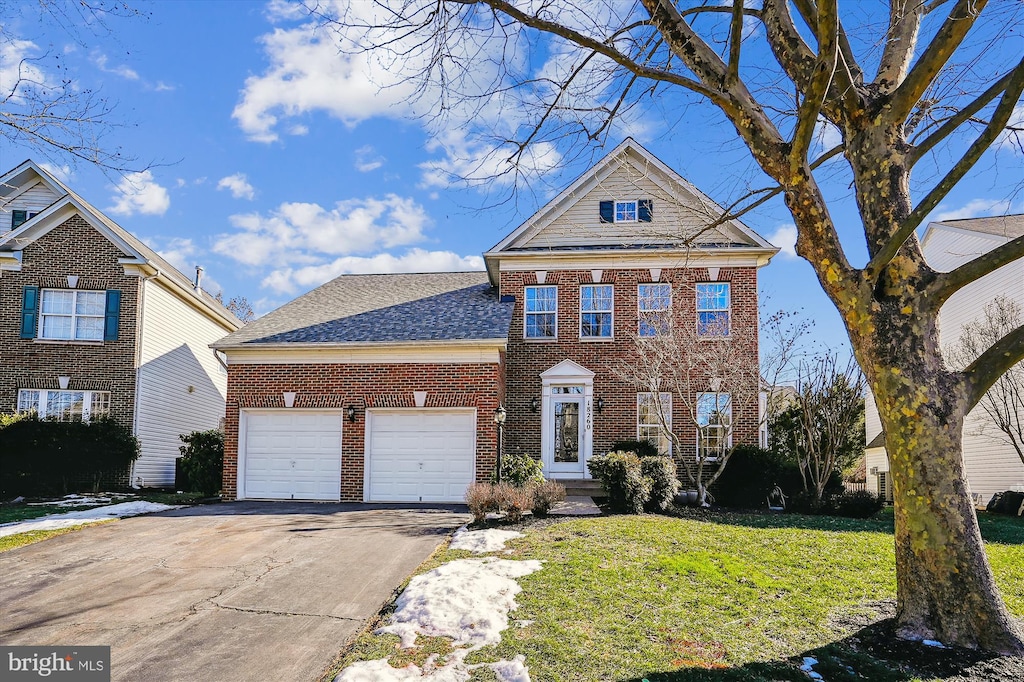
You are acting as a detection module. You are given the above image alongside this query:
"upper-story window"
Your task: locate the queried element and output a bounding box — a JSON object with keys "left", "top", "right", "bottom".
{"left": 524, "top": 285, "right": 557, "bottom": 339}
{"left": 40, "top": 289, "right": 105, "bottom": 341}
{"left": 10, "top": 210, "right": 38, "bottom": 230}
{"left": 21, "top": 287, "right": 120, "bottom": 342}
{"left": 696, "top": 282, "right": 730, "bottom": 337}
{"left": 599, "top": 199, "right": 653, "bottom": 223}
{"left": 638, "top": 283, "right": 672, "bottom": 336}
{"left": 580, "top": 284, "right": 613, "bottom": 338}
{"left": 17, "top": 389, "right": 111, "bottom": 422}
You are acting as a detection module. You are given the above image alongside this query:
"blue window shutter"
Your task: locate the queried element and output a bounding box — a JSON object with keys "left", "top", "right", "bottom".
{"left": 20, "top": 286, "right": 39, "bottom": 339}
{"left": 104, "top": 290, "right": 121, "bottom": 341}
{"left": 599, "top": 201, "right": 614, "bottom": 223}
{"left": 639, "top": 199, "right": 653, "bottom": 222}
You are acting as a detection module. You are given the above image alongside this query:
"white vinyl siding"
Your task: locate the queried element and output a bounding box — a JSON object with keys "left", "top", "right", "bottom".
{"left": 2, "top": 181, "right": 59, "bottom": 233}
{"left": 133, "top": 280, "right": 235, "bottom": 487}
{"left": 923, "top": 224, "right": 1024, "bottom": 499}
{"left": 515, "top": 168, "right": 752, "bottom": 249}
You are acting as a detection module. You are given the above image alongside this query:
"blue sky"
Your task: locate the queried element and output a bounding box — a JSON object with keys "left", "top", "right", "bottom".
{"left": 2, "top": 1, "right": 1021, "bottom": 354}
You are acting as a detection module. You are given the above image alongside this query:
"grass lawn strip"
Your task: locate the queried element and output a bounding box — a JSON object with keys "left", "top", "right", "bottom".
{"left": 0, "top": 500, "right": 181, "bottom": 539}
{"left": 334, "top": 527, "right": 541, "bottom": 681}
{"left": 0, "top": 522, "right": 118, "bottom": 552}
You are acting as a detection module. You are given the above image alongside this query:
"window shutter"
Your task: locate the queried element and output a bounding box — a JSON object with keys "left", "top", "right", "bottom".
{"left": 599, "top": 201, "right": 614, "bottom": 223}
{"left": 638, "top": 199, "right": 653, "bottom": 222}
{"left": 104, "top": 290, "right": 121, "bottom": 341}
{"left": 20, "top": 286, "right": 40, "bottom": 339}
{"left": 12, "top": 210, "right": 27, "bottom": 230}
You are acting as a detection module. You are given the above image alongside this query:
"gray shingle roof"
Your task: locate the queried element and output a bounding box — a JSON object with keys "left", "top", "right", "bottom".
{"left": 934, "top": 214, "right": 1024, "bottom": 239}
{"left": 215, "top": 272, "right": 512, "bottom": 346}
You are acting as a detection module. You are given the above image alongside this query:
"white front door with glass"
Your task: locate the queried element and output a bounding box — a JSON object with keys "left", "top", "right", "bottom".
{"left": 540, "top": 360, "right": 595, "bottom": 478}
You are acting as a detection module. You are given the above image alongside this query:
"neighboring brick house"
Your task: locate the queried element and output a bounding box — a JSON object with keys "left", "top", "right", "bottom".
{"left": 865, "top": 215, "right": 1024, "bottom": 502}
{"left": 213, "top": 139, "right": 778, "bottom": 502}
{"left": 0, "top": 160, "right": 241, "bottom": 487}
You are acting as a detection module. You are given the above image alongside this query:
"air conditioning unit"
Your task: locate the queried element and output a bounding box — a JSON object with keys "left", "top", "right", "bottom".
{"left": 869, "top": 467, "right": 879, "bottom": 475}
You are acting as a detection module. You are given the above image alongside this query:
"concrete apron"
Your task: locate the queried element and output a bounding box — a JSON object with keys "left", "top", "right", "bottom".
{"left": 0, "top": 502, "right": 468, "bottom": 682}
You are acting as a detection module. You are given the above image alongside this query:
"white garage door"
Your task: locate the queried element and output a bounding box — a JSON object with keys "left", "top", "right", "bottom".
{"left": 367, "top": 410, "right": 476, "bottom": 502}
{"left": 242, "top": 411, "right": 342, "bottom": 501}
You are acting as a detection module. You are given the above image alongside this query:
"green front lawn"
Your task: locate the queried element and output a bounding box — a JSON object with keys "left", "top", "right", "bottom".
{"left": 331, "top": 509, "right": 1023, "bottom": 681}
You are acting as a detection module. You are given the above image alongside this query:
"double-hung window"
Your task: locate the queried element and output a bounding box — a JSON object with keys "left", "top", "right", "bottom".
{"left": 17, "top": 389, "right": 112, "bottom": 422}
{"left": 638, "top": 283, "right": 671, "bottom": 336}
{"left": 580, "top": 284, "right": 613, "bottom": 338}
{"left": 39, "top": 289, "right": 106, "bottom": 341}
{"left": 524, "top": 285, "right": 557, "bottom": 339}
{"left": 697, "top": 392, "right": 732, "bottom": 460}
{"left": 696, "top": 282, "right": 730, "bottom": 337}
{"left": 638, "top": 392, "right": 672, "bottom": 455}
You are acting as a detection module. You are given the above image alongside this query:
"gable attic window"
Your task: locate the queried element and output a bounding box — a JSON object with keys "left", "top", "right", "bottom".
{"left": 11, "top": 210, "right": 38, "bottom": 230}
{"left": 23, "top": 288, "right": 120, "bottom": 342}
{"left": 599, "top": 200, "right": 653, "bottom": 223}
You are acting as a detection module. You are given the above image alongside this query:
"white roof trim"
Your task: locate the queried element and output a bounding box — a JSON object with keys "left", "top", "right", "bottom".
{"left": 540, "top": 359, "right": 596, "bottom": 380}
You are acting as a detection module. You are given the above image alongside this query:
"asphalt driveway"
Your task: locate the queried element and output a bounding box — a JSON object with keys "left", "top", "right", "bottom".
{"left": 0, "top": 502, "right": 469, "bottom": 681}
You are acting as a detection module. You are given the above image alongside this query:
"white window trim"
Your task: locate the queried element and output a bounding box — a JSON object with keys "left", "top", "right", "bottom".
{"left": 638, "top": 283, "right": 672, "bottom": 336}
{"left": 696, "top": 392, "right": 732, "bottom": 461}
{"left": 38, "top": 288, "right": 105, "bottom": 341}
{"left": 696, "top": 282, "right": 731, "bottom": 338}
{"left": 524, "top": 285, "right": 558, "bottom": 340}
{"left": 614, "top": 199, "right": 638, "bottom": 223}
{"left": 579, "top": 284, "right": 614, "bottom": 339}
{"left": 637, "top": 392, "right": 672, "bottom": 455}
{"left": 16, "top": 388, "right": 112, "bottom": 422}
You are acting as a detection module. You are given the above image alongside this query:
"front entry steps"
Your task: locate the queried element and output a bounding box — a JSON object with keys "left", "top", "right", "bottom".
{"left": 557, "top": 478, "right": 604, "bottom": 497}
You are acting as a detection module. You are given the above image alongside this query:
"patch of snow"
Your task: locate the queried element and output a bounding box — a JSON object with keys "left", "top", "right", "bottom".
{"left": 336, "top": 556, "right": 541, "bottom": 681}
{"left": 800, "top": 657, "right": 823, "bottom": 679}
{"left": 449, "top": 527, "right": 522, "bottom": 553}
{"left": 922, "top": 639, "right": 946, "bottom": 648}
{"left": 0, "top": 501, "right": 179, "bottom": 538}
{"left": 27, "top": 492, "right": 136, "bottom": 507}
{"left": 380, "top": 557, "right": 542, "bottom": 648}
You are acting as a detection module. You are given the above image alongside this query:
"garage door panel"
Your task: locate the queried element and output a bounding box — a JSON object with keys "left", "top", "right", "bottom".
{"left": 367, "top": 410, "right": 476, "bottom": 503}
{"left": 242, "top": 411, "right": 342, "bottom": 501}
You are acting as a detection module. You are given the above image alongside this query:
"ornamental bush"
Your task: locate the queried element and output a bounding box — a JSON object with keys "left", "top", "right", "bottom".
{"left": 530, "top": 480, "right": 567, "bottom": 517}
{"left": 0, "top": 414, "right": 139, "bottom": 497}
{"left": 492, "top": 450, "right": 545, "bottom": 487}
{"left": 609, "top": 439, "right": 661, "bottom": 459}
{"left": 641, "top": 456, "right": 680, "bottom": 512}
{"left": 178, "top": 430, "right": 224, "bottom": 496}
{"left": 588, "top": 451, "right": 650, "bottom": 514}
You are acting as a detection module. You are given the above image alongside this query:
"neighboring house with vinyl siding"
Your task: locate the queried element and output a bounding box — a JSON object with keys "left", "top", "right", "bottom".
{"left": 0, "top": 160, "right": 241, "bottom": 488}
{"left": 865, "top": 214, "right": 1024, "bottom": 502}
{"left": 213, "top": 139, "right": 778, "bottom": 503}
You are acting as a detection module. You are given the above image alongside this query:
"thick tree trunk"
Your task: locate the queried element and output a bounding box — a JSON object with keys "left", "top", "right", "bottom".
{"left": 871, "top": 367, "right": 1024, "bottom": 652}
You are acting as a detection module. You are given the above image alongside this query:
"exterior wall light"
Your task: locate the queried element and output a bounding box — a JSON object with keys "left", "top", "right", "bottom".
{"left": 595, "top": 397, "right": 605, "bottom": 413}
{"left": 347, "top": 405, "right": 357, "bottom": 422}
{"left": 530, "top": 396, "right": 539, "bottom": 413}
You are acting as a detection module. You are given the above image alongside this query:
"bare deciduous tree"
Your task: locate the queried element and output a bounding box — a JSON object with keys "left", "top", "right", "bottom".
{"left": 324, "top": 0, "right": 1024, "bottom": 651}
{"left": 949, "top": 297, "right": 1024, "bottom": 466}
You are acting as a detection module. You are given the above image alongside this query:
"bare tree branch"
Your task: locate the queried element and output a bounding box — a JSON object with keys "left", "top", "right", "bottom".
{"left": 874, "top": 0, "right": 926, "bottom": 92}
{"left": 928, "top": 234, "right": 1024, "bottom": 306}
{"left": 790, "top": 0, "right": 840, "bottom": 170}
{"left": 962, "top": 322, "right": 1024, "bottom": 412}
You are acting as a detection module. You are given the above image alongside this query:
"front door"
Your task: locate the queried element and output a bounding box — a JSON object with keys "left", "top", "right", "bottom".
{"left": 546, "top": 387, "right": 587, "bottom": 476}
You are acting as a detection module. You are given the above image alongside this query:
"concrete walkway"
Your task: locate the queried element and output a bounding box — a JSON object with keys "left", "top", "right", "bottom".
{"left": 550, "top": 495, "right": 602, "bottom": 516}
{"left": 0, "top": 502, "right": 468, "bottom": 682}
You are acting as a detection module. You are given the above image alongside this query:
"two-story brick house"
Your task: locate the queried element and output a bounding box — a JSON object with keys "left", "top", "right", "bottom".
{"left": 213, "top": 139, "right": 778, "bottom": 502}
{"left": 0, "top": 161, "right": 241, "bottom": 488}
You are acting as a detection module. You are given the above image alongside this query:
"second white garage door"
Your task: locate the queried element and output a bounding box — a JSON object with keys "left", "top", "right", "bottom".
{"left": 366, "top": 410, "right": 476, "bottom": 502}
{"left": 242, "top": 410, "right": 342, "bottom": 501}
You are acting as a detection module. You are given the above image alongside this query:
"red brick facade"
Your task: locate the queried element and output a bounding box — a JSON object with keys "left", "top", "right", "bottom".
{"left": 0, "top": 216, "right": 139, "bottom": 431}
{"left": 499, "top": 266, "right": 761, "bottom": 468}
{"left": 222, "top": 361, "right": 503, "bottom": 501}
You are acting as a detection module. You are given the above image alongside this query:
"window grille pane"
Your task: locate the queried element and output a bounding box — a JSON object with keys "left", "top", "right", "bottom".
{"left": 90, "top": 392, "right": 111, "bottom": 418}
{"left": 47, "top": 390, "right": 84, "bottom": 421}
{"left": 75, "top": 316, "right": 104, "bottom": 340}
{"left": 17, "top": 390, "right": 40, "bottom": 413}
{"left": 615, "top": 201, "right": 637, "bottom": 222}
{"left": 42, "top": 315, "right": 73, "bottom": 339}
{"left": 75, "top": 291, "right": 105, "bottom": 316}
{"left": 41, "top": 290, "right": 73, "bottom": 314}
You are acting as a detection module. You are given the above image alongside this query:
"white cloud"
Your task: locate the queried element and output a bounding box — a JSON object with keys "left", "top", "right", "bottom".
{"left": 767, "top": 225, "right": 798, "bottom": 258}
{"left": 217, "top": 173, "right": 256, "bottom": 200}
{"left": 153, "top": 81, "right": 175, "bottom": 92}
{"left": 107, "top": 171, "right": 171, "bottom": 216}
{"left": 146, "top": 236, "right": 197, "bottom": 273}
{"left": 0, "top": 38, "right": 51, "bottom": 102}
{"left": 92, "top": 52, "right": 139, "bottom": 81}
{"left": 262, "top": 249, "right": 485, "bottom": 294}
{"left": 814, "top": 117, "right": 842, "bottom": 151}
{"left": 420, "top": 129, "right": 561, "bottom": 190}
{"left": 931, "top": 199, "right": 1012, "bottom": 223}
{"left": 39, "top": 162, "right": 72, "bottom": 182}
{"left": 995, "top": 104, "right": 1024, "bottom": 155}
{"left": 355, "top": 145, "right": 385, "bottom": 172}
{"left": 213, "top": 194, "right": 433, "bottom": 267}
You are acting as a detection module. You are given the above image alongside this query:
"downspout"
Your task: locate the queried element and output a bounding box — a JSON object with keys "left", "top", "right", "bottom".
{"left": 130, "top": 268, "right": 160, "bottom": 488}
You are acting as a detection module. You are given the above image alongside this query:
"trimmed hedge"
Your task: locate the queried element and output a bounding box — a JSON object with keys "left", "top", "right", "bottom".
{"left": 588, "top": 450, "right": 679, "bottom": 514}
{"left": 178, "top": 430, "right": 224, "bottom": 496}
{"left": 492, "top": 450, "right": 545, "bottom": 487}
{"left": 0, "top": 414, "right": 140, "bottom": 497}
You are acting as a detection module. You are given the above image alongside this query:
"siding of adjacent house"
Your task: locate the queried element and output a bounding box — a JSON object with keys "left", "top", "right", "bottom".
{"left": 922, "top": 224, "right": 1024, "bottom": 499}
{"left": 133, "top": 280, "right": 233, "bottom": 487}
